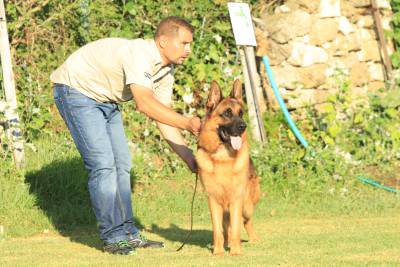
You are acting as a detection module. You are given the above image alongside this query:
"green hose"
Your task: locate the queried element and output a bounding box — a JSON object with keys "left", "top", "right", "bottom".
{"left": 357, "top": 176, "right": 399, "bottom": 193}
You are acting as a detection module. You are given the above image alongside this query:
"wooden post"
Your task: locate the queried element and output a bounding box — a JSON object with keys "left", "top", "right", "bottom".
{"left": 240, "top": 46, "right": 267, "bottom": 142}
{"left": 244, "top": 46, "right": 266, "bottom": 113}
{"left": 0, "top": 0, "right": 25, "bottom": 168}
{"left": 371, "top": 0, "right": 392, "bottom": 81}
{"left": 239, "top": 48, "right": 261, "bottom": 141}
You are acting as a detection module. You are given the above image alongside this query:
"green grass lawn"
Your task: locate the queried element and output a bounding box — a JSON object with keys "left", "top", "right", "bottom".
{"left": 1, "top": 136, "right": 399, "bottom": 266}
{"left": 1, "top": 215, "right": 399, "bottom": 266}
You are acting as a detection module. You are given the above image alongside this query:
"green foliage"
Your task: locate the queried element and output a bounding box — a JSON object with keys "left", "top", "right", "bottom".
{"left": 1, "top": 0, "right": 247, "bottom": 144}
{"left": 390, "top": 1, "right": 400, "bottom": 70}
{"left": 252, "top": 69, "right": 400, "bottom": 202}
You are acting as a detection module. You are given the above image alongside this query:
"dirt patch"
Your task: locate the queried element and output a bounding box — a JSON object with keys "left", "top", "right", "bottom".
{"left": 364, "top": 165, "right": 400, "bottom": 190}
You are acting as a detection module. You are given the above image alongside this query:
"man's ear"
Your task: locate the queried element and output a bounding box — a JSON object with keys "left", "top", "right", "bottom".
{"left": 206, "top": 81, "right": 222, "bottom": 116}
{"left": 230, "top": 78, "right": 242, "bottom": 101}
{"left": 158, "top": 35, "right": 169, "bottom": 48}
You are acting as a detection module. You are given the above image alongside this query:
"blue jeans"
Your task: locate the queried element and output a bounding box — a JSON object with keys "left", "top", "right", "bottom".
{"left": 53, "top": 83, "right": 139, "bottom": 243}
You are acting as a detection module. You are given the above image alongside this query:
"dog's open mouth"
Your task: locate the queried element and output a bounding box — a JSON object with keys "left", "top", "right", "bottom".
{"left": 218, "top": 127, "right": 242, "bottom": 151}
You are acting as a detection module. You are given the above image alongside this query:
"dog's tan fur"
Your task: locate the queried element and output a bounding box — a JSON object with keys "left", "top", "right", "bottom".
{"left": 196, "top": 79, "right": 261, "bottom": 255}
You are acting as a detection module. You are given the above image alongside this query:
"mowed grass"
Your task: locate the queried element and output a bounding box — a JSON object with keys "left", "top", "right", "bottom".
{"left": 1, "top": 136, "right": 399, "bottom": 266}
{"left": 1, "top": 215, "right": 399, "bottom": 266}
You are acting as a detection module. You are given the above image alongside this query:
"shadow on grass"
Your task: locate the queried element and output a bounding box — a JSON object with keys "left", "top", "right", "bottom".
{"left": 150, "top": 223, "right": 212, "bottom": 250}
{"left": 24, "top": 157, "right": 144, "bottom": 251}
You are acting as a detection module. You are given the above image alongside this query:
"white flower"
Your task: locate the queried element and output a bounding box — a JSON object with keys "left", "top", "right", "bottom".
{"left": 223, "top": 67, "right": 233, "bottom": 76}
{"left": 213, "top": 34, "right": 222, "bottom": 43}
{"left": 143, "top": 129, "right": 149, "bottom": 137}
{"left": 183, "top": 92, "right": 194, "bottom": 105}
{"left": 340, "top": 187, "right": 348, "bottom": 197}
{"left": 188, "top": 107, "right": 196, "bottom": 115}
{"left": 333, "top": 174, "right": 342, "bottom": 181}
{"left": 203, "top": 83, "right": 210, "bottom": 92}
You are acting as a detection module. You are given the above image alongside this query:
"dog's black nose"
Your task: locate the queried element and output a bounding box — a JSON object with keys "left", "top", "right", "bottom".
{"left": 237, "top": 121, "right": 246, "bottom": 133}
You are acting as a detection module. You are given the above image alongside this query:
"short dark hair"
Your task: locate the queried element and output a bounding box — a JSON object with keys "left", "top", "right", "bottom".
{"left": 155, "top": 16, "right": 195, "bottom": 39}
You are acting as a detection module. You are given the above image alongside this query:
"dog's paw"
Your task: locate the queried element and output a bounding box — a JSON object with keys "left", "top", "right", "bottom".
{"left": 229, "top": 245, "right": 241, "bottom": 256}
{"left": 213, "top": 248, "right": 225, "bottom": 256}
{"left": 229, "top": 250, "right": 241, "bottom": 256}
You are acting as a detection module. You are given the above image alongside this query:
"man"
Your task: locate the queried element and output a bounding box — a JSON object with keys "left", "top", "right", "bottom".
{"left": 51, "top": 16, "right": 201, "bottom": 255}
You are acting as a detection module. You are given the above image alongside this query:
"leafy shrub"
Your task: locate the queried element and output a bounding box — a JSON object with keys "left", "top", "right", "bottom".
{"left": 2, "top": 0, "right": 254, "bottom": 143}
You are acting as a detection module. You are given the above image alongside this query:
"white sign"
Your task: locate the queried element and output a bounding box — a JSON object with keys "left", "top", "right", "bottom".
{"left": 227, "top": 2, "right": 257, "bottom": 46}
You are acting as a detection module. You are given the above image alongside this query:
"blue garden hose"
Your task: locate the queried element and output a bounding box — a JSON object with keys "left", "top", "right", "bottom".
{"left": 357, "top": 176, "right": 399, "bottom": 193}
{"left": 262, "top": 55, "right": 398, "bottom": 193}
{"left": 262, "top": 56, "right": 309, "bottom": 148}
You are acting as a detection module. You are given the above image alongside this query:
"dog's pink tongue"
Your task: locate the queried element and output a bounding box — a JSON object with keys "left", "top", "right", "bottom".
{"left": 230, "top": 136, "right": 242, "bottom": 150}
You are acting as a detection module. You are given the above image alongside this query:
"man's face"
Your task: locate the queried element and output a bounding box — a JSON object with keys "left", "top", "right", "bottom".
{"left": 163, "top": 27, "right": 193, "bottom": 65}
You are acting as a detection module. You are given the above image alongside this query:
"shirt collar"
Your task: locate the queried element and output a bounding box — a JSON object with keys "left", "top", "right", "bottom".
{"left": 148, "top": 39, "right": 173, "bottom": 72}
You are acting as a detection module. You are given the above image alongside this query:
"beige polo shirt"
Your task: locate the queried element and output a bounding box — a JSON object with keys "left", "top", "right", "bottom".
{"left": 50, "top": 38, "right": 174, "bottom": 104}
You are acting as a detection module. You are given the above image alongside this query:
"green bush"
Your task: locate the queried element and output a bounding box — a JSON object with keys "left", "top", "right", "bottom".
{"left": 2, "top": 0, "right": 255, "bottom": 143}
{"left": 390, "top": 0, "right": 400, "bottom": 68}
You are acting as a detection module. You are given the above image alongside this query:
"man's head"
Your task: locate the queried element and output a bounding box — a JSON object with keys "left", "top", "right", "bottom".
{"left": 155, "top": 16, "right": 194, "bottom": 65}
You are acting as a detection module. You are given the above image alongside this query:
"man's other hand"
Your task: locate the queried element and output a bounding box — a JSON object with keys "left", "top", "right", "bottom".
{"left": 188, "top": 117, "right": 201, "bottom": 136}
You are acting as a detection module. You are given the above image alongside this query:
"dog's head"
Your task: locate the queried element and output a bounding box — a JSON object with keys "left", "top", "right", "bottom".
{"left": 205, "top": 79, "right": 246, "bottom": 150}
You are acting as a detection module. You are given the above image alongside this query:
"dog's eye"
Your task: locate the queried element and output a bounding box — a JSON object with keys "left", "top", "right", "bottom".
{"left": 222, "top": 108, "right": 233, "bottom": 118}
{"left": 238, "top": 110, "right": 243, "bottom": 117}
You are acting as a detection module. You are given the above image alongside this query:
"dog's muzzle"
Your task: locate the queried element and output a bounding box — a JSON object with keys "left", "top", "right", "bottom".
{"left": 218, "top": 119, "right": 246, "bottom": 150}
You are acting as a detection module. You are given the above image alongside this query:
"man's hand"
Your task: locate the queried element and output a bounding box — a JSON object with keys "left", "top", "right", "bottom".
{"left": 188, "top": 117, "right": 201, "bottom": 136}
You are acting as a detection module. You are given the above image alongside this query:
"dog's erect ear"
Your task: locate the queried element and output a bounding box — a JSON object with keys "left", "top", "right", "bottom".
{"left": 230, "top": 79, "right": 243, "bottom": 101}
{"left": 206, "top": 81, "right": 222, "bottom": 115}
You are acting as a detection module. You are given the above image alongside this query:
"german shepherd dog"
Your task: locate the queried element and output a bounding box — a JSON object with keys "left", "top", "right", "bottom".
{"left": 196, "top": 79, "right": 261, "bottom": 255}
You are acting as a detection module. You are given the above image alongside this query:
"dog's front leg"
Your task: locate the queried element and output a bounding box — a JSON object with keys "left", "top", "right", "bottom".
{"left": 229, "top": 199, "right": 243, "bottom": 255}
{"left": 208, "top": 196, "right": 224, "bottom": 255}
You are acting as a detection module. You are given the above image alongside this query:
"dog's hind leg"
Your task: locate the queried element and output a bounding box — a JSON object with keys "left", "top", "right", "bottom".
{"left": 244, "top": 217, "right": 259, "bottom": 243}
{"left": 243, "top": 201, "right": 259, "bottom": 243}
{"left": 208, "top": 196, "right": 224, "bottom": 255}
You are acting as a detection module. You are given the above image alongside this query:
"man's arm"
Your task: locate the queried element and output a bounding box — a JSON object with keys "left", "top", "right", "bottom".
{"left": 156, "top": 121, "right": 197, "bottom": 173}
{"left": 130, "top": 84, "right": 200, "bottom": 135}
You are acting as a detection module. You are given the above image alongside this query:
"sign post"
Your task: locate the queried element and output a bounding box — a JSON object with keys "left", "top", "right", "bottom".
{"left": 0, "top": 0, "right": 25, "bottom": 168}
{"left": 228, "top": 2, "right": 266, "bottom": 143}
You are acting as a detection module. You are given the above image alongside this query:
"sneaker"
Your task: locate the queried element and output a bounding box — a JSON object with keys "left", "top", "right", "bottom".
{"left": 103, "top": 240, "right": 135, "bottom": 255}
{"left": 127, "top": 233, "right": 164, "bottom": 248}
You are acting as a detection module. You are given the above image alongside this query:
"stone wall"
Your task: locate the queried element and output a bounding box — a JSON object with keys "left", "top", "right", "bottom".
{"left": 254, "top": 0, "right": 394, "bottom": 111}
